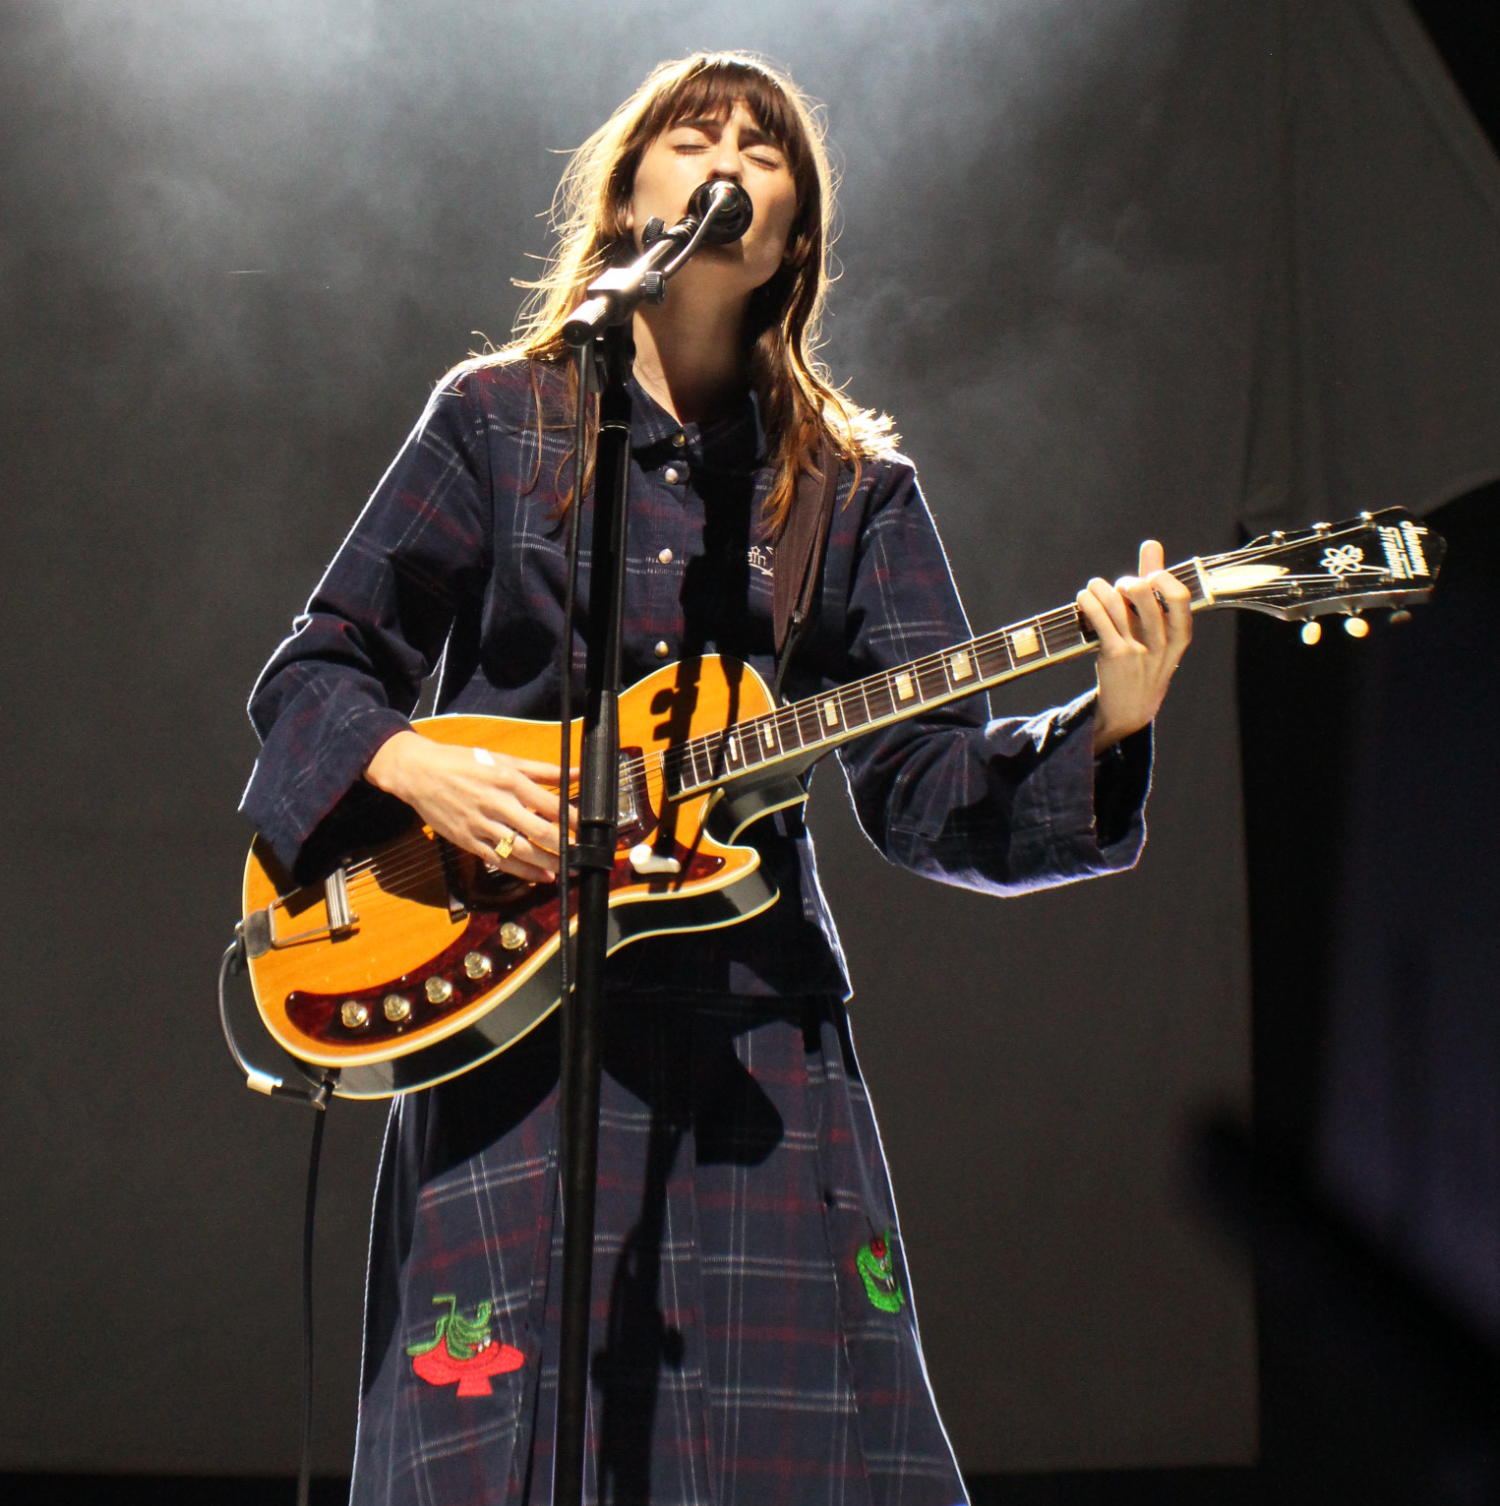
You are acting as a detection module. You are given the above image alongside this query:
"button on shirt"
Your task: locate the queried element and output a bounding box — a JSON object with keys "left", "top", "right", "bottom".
{"left": 242, "top": 358, "right": 1150, "bottom": 998}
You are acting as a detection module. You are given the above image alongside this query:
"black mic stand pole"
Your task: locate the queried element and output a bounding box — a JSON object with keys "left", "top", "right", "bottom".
{"left": 551, "top": 187, "right": 744, "bottom": 1506}
{"left": 553, "top": 312, "right": 630, "bottom": 1506}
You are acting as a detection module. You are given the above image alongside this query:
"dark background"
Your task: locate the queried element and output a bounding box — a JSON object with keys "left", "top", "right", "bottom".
{"left": 1, "top": 0, "right": 1497, "bottom": 1498}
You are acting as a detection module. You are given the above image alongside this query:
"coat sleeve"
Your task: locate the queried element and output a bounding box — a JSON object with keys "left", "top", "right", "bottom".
{"left": 833, "top": 459, "right": 1151, "bottom": 896}
{"left": 239, "top": 376, "right": 491, "bottom": 880}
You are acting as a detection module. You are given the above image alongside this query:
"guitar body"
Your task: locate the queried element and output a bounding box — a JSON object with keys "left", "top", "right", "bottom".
{"left": 235, "top": 510, "right": 1444, "bottom": 1101}
{"left": 242, "top": 655, "right": 800, "bottom": 1098}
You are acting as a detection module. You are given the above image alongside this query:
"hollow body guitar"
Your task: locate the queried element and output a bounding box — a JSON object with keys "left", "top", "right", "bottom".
{"left": 240, "top": 509, "right": 1443, "bottom": 1097}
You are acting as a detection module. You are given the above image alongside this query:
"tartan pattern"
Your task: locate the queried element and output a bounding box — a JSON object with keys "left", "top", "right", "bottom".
{"left": 240, "top": 358, "right": 1156, "bottom": 1499}
{"left": 353, "top": 992, "right": 967, "bottom": 1506}
{"left": 242, "top": 360, "right": 1149, "bottom": 994}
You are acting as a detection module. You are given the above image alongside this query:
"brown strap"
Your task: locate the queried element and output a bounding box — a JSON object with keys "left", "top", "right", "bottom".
{"left": 772, "top": 436, "right": 840, "bottom": 703}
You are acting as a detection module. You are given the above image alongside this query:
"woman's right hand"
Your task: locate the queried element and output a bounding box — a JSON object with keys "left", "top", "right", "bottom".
{"left": 364, "top": 730, "right": 574, "bottom": 884}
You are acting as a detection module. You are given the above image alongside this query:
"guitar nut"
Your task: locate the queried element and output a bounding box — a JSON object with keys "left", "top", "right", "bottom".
{"left": 500, "top": 922, "right": 526, "bottom": 951}
{"left": 464, "top": 951, "right": 493, "bottom": 981}
{"left": 382, "top": 993, "right": 412, "bottom": 1023}
{"left": 340, "top": 1000, "right": 371, "bottom": 1031}
{"left": 425, "top": 976, "right": 454, "bottom": 1005}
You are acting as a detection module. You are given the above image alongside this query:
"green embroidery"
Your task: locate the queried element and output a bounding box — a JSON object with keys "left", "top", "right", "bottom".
{"left": 857, "top": 1233, "right": 906, "bottom": 1313}
{"left": 406, "top": 1294, "right": 495, "bottom": 1362}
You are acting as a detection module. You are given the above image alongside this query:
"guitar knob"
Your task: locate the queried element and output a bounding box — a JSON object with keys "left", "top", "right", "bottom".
{"left": 382, "top": 993, "right": 413, "bottom": 1023}
{"left": 425, "top": 976, "right": 454, "bottom": 1005}
{"left": 1342, "top": 615, "right": 1370, "bottom": 639}
{"left": 500, "top": 922, "right": 527, "bottom": 951}
{"left": 340, "top": 1000, "right": 371, "bottom": 1031}
{"left": 464, "top": 951, "right": 493, "bottom": 981}
{"left": 1300, "top": 621, "right": 1322, "bottom": 645}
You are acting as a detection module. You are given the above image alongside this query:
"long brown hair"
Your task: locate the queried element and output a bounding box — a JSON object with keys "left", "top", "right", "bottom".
{"left": 479, "top": 51, "right": 895, "bottom": 532}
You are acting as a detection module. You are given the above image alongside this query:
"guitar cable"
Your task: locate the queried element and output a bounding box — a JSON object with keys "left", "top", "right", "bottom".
{"left": 218, "top": 934, "right": 329, "bottom": 1506}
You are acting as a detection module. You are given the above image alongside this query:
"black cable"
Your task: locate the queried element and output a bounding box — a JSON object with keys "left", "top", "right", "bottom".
{"left": 218, "top": 935, "right": 330, "bottom": 1107}
{"left": 217, "top": 930, "right": 329, "bottom": 1503}
{"left": 297, "top": 1098, "right": 328, "bottom": 1506}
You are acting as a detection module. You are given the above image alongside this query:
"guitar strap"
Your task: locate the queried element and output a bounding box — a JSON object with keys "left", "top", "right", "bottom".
{"left": 771, "top": 433, "right": 840, "bottom": 706}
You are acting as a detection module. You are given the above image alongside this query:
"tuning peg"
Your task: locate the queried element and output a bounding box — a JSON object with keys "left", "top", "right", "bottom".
{"left": 1389, "top": 608, "right": 1413, "bottom": 626}
{"left": 1301, "top": 621, "right": 1322, "bottom": 645}
{"left": 1343, "top": 615, "right": 1370, "bottom": 639}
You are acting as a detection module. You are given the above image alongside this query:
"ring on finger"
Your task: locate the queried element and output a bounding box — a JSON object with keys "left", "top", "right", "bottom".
{"left": 493, "top": 826, "right": 516, "bottom": 862}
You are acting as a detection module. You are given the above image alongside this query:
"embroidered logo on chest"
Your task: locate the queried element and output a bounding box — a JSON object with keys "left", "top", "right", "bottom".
{"left": 406, "top": 1294, "right": 524, "bottom": 1395}
{"left": 748, "top": 543, "right": 775, "bottom": 578}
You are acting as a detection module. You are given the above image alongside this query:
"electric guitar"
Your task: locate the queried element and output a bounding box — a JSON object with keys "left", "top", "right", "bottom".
{"left": 236, "top": 508, "right": 1443, "bottom": 1098}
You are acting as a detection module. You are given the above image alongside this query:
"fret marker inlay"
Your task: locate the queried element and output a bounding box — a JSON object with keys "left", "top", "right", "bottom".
{"left": 823, "top": 700, "right": 838, "bottom": 726}
{"left": 1011, "top": 626, "right": 1039, "bottom": 657}
{"left": 949, "top": 651, "right": 971, "bottom": 680}
{"left": 895, "top": 671, "right": 914, "bottom": 700}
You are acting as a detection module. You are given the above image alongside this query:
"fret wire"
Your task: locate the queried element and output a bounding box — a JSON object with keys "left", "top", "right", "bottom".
{"left": 797, "top": 699, "right": 821, "bottom": 745}
{"left": 742, "top": 719, "right": 764, "bottom": 766}
{"left": 776, "top": 705, "right": 801, "bottom": 751}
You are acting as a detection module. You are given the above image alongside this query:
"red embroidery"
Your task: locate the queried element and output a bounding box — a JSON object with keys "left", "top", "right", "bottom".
{"left": 411, "top": 1336, "right": 524, "bottom": 1396}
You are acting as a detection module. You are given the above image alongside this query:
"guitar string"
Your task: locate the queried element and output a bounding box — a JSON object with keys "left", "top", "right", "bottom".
{"left": 323, "top": 576, "right": 1372, "bottom": 907}
{"left": 326, "top": 582, "right": 1365, "bottom": 905}
{"left": 353, "top": 548, "right": 1252, "bottom": 870}
{"left": 295, "top": 546, "right": 1382, "bottom": 908}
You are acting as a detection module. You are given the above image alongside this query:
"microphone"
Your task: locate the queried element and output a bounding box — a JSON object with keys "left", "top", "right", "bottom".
{"left": 564, "top": 181, "right": 755, "bottom": 343}
{"left": 686, "top": 180, "right": 754, "bottom": 244}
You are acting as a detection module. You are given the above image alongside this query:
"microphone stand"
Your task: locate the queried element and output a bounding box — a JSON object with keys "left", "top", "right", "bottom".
{"left": 551, "top": 185, "right": 743, "bottom": 1506}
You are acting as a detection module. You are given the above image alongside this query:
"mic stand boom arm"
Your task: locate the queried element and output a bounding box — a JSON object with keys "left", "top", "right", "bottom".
{"left": 561, "top": 179, "right": 748, "bottom": 343}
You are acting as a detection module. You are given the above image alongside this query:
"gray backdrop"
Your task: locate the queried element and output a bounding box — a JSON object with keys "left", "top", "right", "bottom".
{"left": 3, "top": 0, "right": 1498, "bottom": 1477}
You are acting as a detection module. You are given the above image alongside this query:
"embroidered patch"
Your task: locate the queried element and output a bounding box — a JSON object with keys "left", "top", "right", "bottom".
{"left": 857, "top": 1233, "right": 906, "bottom": 1313}
{"left": 748, "top": 543, "right": 775, "bottom": 577}
{"left": 406, "top": 1294, "right": 524, "bottom": 1396}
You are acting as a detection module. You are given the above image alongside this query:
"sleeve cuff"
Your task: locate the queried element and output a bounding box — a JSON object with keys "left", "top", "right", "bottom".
{"left": 239, "top": 701, "right": 414, "bottom": 881}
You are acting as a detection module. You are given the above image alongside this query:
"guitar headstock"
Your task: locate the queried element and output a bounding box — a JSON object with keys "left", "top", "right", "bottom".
{"left": 1197, "top": 509, "right": 1445, "bottom": 623}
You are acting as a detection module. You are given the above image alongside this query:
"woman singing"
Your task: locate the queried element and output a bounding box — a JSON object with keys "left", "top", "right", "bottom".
{"left": 242, "top": 50, "right": 1190, "bottom": 1506}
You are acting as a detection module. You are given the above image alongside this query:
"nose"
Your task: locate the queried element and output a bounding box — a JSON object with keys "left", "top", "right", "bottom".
{"left": 706, "top": 136, "right": 743, "bottom": 182}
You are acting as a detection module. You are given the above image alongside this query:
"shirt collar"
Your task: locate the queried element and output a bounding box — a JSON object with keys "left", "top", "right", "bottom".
{"left": 627, "top": 374, "right": 767, "bottom": 466}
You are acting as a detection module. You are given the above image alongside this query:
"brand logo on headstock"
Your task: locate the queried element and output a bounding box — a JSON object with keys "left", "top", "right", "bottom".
{"left": 1378, "top": 522, "right": 1430, "bottom": 579}
{"left": 1320, "top": 545, "right": 1366, "bottom": 576}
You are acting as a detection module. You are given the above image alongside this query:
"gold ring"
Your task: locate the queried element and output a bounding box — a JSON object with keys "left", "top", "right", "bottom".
{"left": 493, "top": 827, "right": 516, "bottom": 862}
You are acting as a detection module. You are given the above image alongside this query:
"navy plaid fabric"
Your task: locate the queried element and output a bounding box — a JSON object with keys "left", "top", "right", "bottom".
{"left": 241, "top": 359, "right": 1152, "bottom": 1502}
{"left": 356, "top": 993, "right": 967, "bottom": 1506}
{"left": 242, "top": 361, "right": 1148, "bottom": 995}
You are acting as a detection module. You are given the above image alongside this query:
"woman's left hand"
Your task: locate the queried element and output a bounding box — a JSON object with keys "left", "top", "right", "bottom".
{"left": 1076, "top": 539, "right": 1193, "bottom": 754}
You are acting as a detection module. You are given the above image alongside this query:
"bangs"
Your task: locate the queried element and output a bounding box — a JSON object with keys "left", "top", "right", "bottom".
{"left": 641, "top": 61, "right": 808, "bottom": 173}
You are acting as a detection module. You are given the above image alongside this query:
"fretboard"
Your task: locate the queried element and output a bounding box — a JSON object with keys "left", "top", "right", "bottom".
{"left": 661, "top": 561, "right": 1208, "bottom": 799}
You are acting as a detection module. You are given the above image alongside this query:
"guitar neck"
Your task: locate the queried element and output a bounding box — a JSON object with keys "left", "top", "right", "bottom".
{"left": 663, "top": 558, "right": 1215, "bottom": 799}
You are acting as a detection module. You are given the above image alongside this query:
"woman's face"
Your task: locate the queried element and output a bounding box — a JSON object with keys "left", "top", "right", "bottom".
{"left": 626, "top": 99, "right": 800, "bottom": 301}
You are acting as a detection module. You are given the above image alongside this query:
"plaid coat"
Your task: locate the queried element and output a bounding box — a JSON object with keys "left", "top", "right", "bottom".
{"left": 241, "top": 360, "right": 1149, "bottom": 1505}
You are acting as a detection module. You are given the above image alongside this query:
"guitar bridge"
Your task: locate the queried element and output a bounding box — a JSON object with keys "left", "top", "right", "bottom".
{"left": 243, "top": 867, "right": 360, "bottom": 957}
